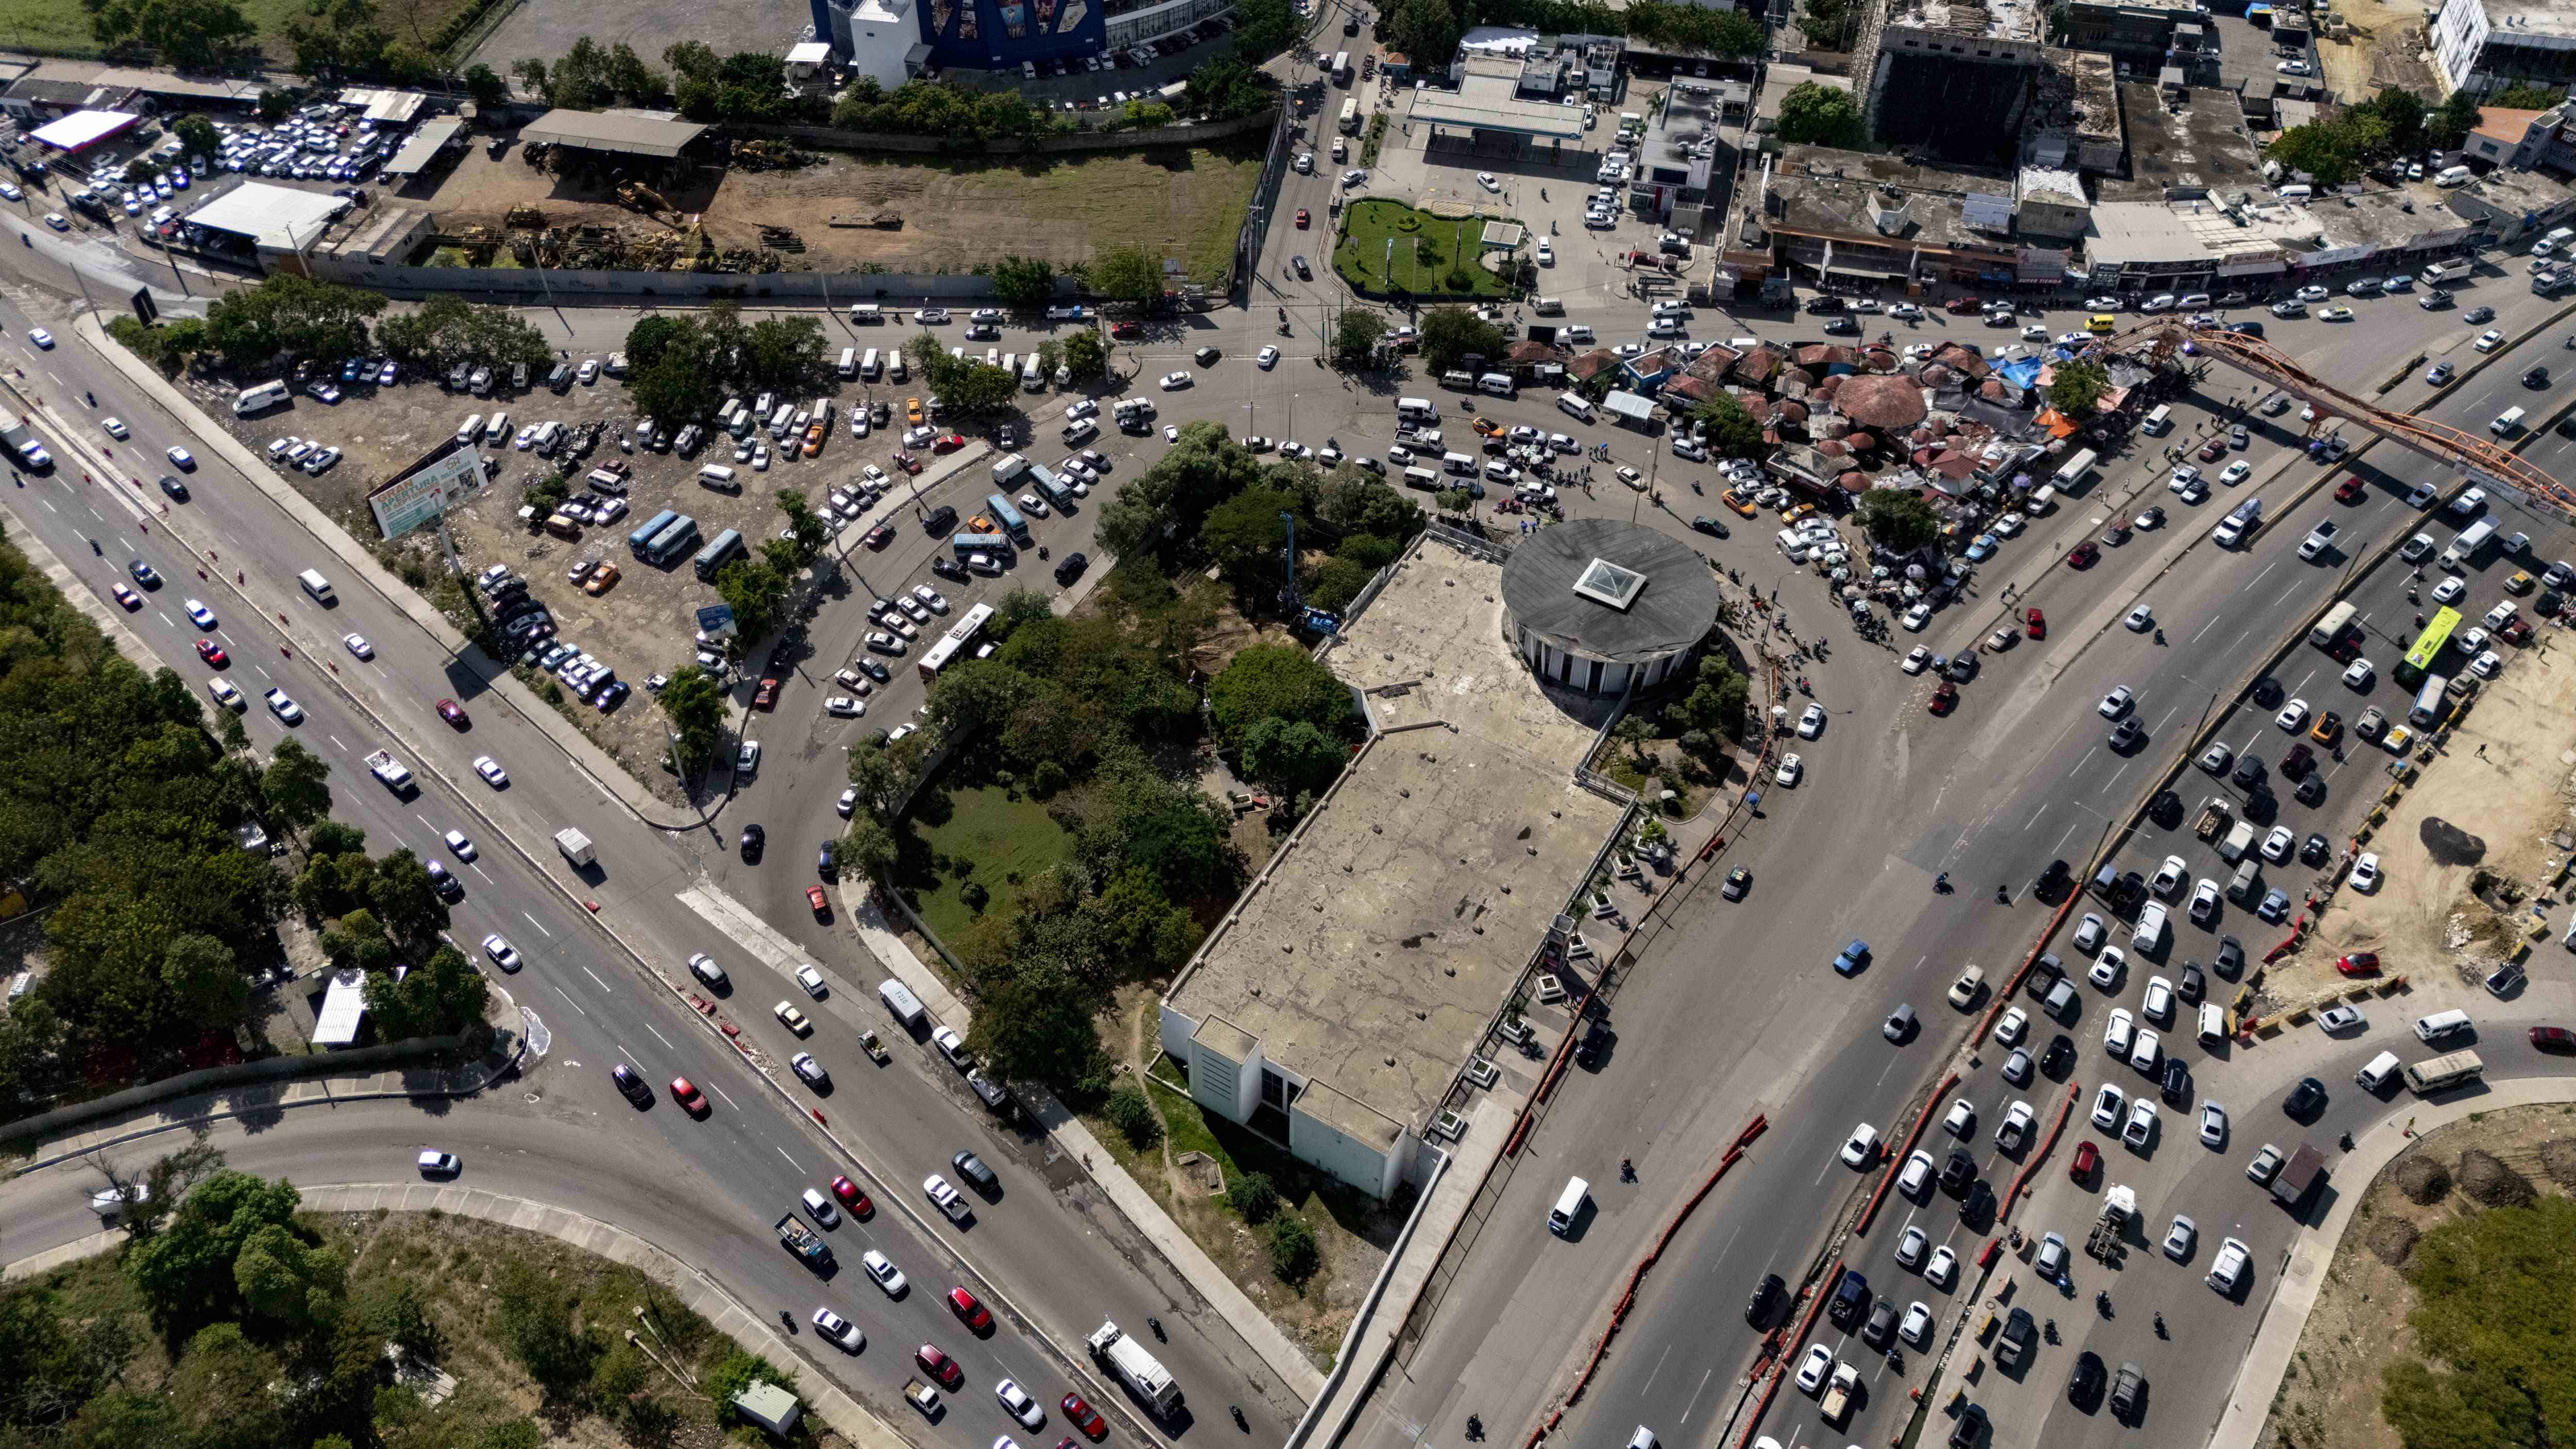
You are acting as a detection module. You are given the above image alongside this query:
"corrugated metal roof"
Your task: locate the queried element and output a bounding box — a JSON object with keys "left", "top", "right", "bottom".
{"left": 382, "top": 117, "right": 464, "bottom": 176}
{"left": 521, "top": 108, "right": 707, "bottom": 157}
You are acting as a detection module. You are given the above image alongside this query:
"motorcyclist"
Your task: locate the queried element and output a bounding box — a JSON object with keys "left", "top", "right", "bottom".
{"left": 2154, "top": 627, "right": 2166, "bottom": 644}
{"left": 1996, "top": 884, "right": 2010, "bottom": 904}
{"left": 1935, "top": 872, "right": 1949, "bottom": 892}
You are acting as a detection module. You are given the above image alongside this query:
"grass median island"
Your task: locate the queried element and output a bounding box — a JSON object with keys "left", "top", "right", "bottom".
{"left": 1332, "top": 198, "right": 1515, "bottom": 299}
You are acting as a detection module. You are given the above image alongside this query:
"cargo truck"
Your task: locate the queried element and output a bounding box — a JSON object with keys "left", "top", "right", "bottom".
{"left": 1087, "top": 1320, "right": 1182, "bottom": 1414}
{"left": 774, "top": 1212, "right": 833, "bottom": 1268}
{"left": 364, "top": 749, "right": 416, "bottom": 796}
{"left": 554, "top": 828, "right": 595, "bottom": 868}
{"left": 0, "top": 408, "right": 47, "bottom": 469}
{"left": 2270, "top": 1142, "right": 2326, "bottom": 1209}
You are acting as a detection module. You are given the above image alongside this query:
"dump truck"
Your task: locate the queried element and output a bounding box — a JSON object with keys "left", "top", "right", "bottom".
{"left": 2270, "top": 1143, "right": 2326, "bottom": 1209}
{"left": 364, "top": 749, "right": 416, "bottom": 796}
{"left": 1087, "top": 1320, "right": 1182, "bottom": 1414}
{"left": 553, "top": 827, "right": 595, "bottom": 868}
{"left": 1820, "top": 1361, "right": 1861, "bottom": 1424}
{"left": 2086, "top": 1183, "right": 2137, "bottom": 1259}
{"left": 774, "top": 1212, "right": 833, "bottom": 1268}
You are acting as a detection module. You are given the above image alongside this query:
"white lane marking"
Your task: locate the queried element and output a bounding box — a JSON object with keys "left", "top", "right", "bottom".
{"left": 646, "top": 1022, "right": 674, "bottom": 1050}
{"left": 776, "top": 1145, "right": 802, "bottom": 1169}
{"left": 522, "top": 911, "right": 552, "bottom": 937}
{"left": 551, "top": 984, "right": 588, "bottom": 1016}
{"left": 582, "top": 965, "right": 613, "bottom": 994}
{"left": 1675, "top": 1367, "right": 1717, "bottom": 1426}
{"left": 713, "top": 1082, "right": 741, "bottom": 1110}
{"left": 2192, "top": 611, "right": 2224, "bottom": 643}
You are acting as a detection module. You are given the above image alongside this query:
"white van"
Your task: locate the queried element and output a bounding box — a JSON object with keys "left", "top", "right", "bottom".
{"left": 456, "top": 413, "right": 484, "bottom": 445}
{"left": 848, "top": 302, "right": 885, "bottom": 325}
{"left": 1564, "top": 324, "right": 1596, "bottom": 345}
{"left": 483, "top": 411, "right": 511, "bottom": 444}
{"left": 861, "top": 347, "right": 881, "bottom": 380}
{"left": 1532, "top": 296, "right": 1565, "bottom": 315}
{"left": 1477, "top": 372, "right": 1516, "bottom": 397}
{"left": 2277, "top": 184, "right": 2314, "bottom": 202}
{"left": 1401, "top": 465, "right": 1441, "bottom": 490}
{"left": 2413, "top": 1009, "right": 2472, "bottom": 1044}
{"left": 878, "top": 978, "right": 927, "bottom": 1029}
{"left": 1558, "top": 395, "right": 1596, "bottom": 423}
{"left": 1397, "top": 397, "right": 1439, "bottom": 423}
{"left": 2435, "top": 164, "right": 2472, "bottom": 187}
{"left": 2142, "top": 404, "right": 2174, "bottom": 435}
{"left": 297, "top": 569, "right": 336, "bottom": 604}
{"left": 2491, "top": 405, "right": 2526, "bottom": 436}
{"left": 2131, "top": 902, "right": 2168, "bottom": 951}
{"left": 837, "top": 347, "right": 858, "bottom": 379}
{"left": 2357, "top": 1050, "right": 2403, "bottom": 1092}
{"left": 2197, "top": 1002, "right": 2227, "bottom": 1046}
{"left": 1442, "top": 450, "right": 1476, "bottom": 474}
{"left": 1548, "top": 1176, "right": 1588, "bottom": 1234}
{"left": 2025, "top": 484, "right": 2057, "bottom": 515}
{"left": 889, "top": 353, "right": 908, "bottom": 383}
{"left": 697, "top": 464, "right": 740, "bottom": 490}
{"left": 768, "top": 402, "right": 796, "bottom": 438}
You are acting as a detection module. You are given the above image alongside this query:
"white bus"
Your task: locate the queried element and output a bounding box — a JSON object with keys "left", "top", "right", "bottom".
{"left": 918, "top": 601, "right": 996, "bottom": 684}
{"left": 1331, "top": 50, "right": 1352, "bottom": 84}
{"left": 1339, "top": 98, "right": 1361, "bottom": 135}
{"left": 233, "top": 380, "right": 291, "bottom": 415}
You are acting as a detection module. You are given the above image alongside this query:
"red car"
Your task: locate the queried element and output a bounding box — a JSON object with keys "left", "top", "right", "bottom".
{"left": 2334, "top": 475, "right": 2367, "bottom": 503}
{"left": 915, "top": 1344, "right": 965, "bottom": 1390}
{"left": 2070, "top": 1140, "right": 2100, "bottom": 1182}
{"left": 2335, "top": 951, "right": 2380, "bottom": 977}
{"left": 1944, "top": 295, "right": 1984, "bottom": 314}
{"left": 754, "top": 676, "right": 779, "bottom": 709}
{"left": 2024, "top": 608, "right": 2046, "bottom": 638}
{"left": 2197, "top": 437, "right": 2228, "bottom": 462}
{"left": 865, "top": 524, "right": 894, "bottom": 550}
{"left": 932, "top": 433, "right": 968, "bottom": 453}
{"left": 891, "top": 451, "right": 921, "bottom": 473}
{"left": 436, "top": 698, "right": 468, "bottom": 727}
{"left": 947, "top": 1286, "right": 993, "bottom": 1332}
{"left": 1109, "top": 320, "right": 1143, "bottom": 339}
{"left": 2532, "top": 1026, "right": 2576, "bottom": 1052}
{"left": 670, "top": 1077, "right": 708, "bottom": 1116}
{"left": 831, "top": 1174, "right": 874, "bottom": 1216}
{"left": 2502, "top": 616, "right": 2535, "bottom": 645}
{"left": 1927, "top": 680, "right": 1958, "bottom": 714}
{"left": 2066, "top": 542, "right": 2099, "bottom": 569}
{"left": 807, "top": 884, "right": 831, "bottom": 918}
{"left": 195, "top": 637, "right": 227, "bottom": 666}
{"left": 1061, "top": 1394, "right": 1108, "bottom": 1439}
{"left": 1295, "top": 208, "right": 1310, "bottom": 228}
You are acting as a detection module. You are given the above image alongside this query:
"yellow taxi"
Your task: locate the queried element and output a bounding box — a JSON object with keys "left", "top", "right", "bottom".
{"left": 1722, "top": 486, "right": 1760, "bottom": 518}
{"left": 1471, "top": 416, "right": 1503, "bottom": 436}
{"left": 906, "top": 397, "right": 924, "bottom": 425}
{"left": 2505, "top": 570, "right": 2535, "bottom": 594}
{"left": 2087, "top": 314, "right": 2117, "bottom": 334}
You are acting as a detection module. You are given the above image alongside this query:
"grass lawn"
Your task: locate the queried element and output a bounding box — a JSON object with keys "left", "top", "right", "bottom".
{"left": 896, "top": 774, "right": 1080, "bottom": 947}
{"left": 0, "top": 0, "right": 480, "bottom": 60}
{"left": 1332, "top": 198, "right": 1514, "bottom": 299}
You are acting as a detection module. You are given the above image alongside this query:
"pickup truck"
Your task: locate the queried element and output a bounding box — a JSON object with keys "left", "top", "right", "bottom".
{"left": 903, "top": 1380, "right": 942, "bottom": 1417}
{"left": 1820, "top": 1361, "right": 1861, "bottom": 1424}
{"left": 364, "top": 749, "right": 416, "bottom": 796}
{"left": 774, "top": 1212, "right": 834, "bottom": 1268}
{"left": 2216, "top": 819, "right": 2258, "bottom": 863}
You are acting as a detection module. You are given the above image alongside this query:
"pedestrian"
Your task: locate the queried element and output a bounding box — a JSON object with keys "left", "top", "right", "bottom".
{"left": 2478, "top": 743, "right": 2488, "bottom": 758}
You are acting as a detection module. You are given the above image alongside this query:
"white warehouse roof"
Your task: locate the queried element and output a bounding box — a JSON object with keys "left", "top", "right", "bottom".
{"left": 185, "top": 181, "right": 349, "bottom": 251}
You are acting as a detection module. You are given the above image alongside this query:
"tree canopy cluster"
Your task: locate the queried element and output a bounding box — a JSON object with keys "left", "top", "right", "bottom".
{"left": 374, "top": 298, "right": 556, "bottom": 380}
{"left": 81, "top": 0, "right": 258, "bottom": 70}
{"left": 829, "top": 79, "right": 1061, "bottom": 140}
{"left": 511, "top": 37, "right": 673, "bottom": 113}
{"left": 284, "top": 0, "right": 440, "bottom": 83}
{"left": 290, "top": 824, "right": 490, "bottom": 1043}
{"left": 664, "top": 42, "right": 813, "bottom": 124}
{"left": 2268, "top": 88, "right": 2464, "bottom": 189}
{"left": 2382, "top": 1194, "right": 2576, "bottom": 1447}
{"left": 1777, "top": 82, "right": 1864, "bottom": 145}
{"left": 111, "top": 275, "right": 387, "bottom": 380}
{"left": 0, "top": 538, "right": 299, "bottom": 1119}
{"left": 1418, "top": 306, "right": 1505, "bottom": 373}
{"left": 902, "top": 332, "right": 1026, "bottom": 419}
{"left": 621, "top": 304, "right": 829, "bottom": 426}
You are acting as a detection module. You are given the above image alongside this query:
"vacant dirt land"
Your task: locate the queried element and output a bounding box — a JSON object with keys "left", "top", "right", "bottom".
{"left": 2272, "top": 628, "right": 2576, "bottom": 1006}
{"left": 399, "top": 140, "right": 1263, "bottom": 283}
{"left": 2258, "top": 1103, "right": 2576, "bottom": 1449}
{"left": 2313, "top": 0, "right": 2439, "bottom": 101}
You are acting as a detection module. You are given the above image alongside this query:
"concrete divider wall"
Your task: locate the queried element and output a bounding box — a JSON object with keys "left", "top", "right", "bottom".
{"left": 299, "top": 257, "right": 1063, "bottom": 301}
{"left": 1, "top": 1031, "right": 478, "bottom": 1148}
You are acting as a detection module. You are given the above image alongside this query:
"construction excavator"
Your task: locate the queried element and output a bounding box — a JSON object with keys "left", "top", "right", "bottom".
{"left": 616, "top": 181, "right": 678, "bottom": 225}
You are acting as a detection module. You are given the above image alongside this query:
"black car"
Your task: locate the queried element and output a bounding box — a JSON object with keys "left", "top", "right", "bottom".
{"left": 2295, "top": 773, "right": 2327, "bottom": 806}
{"left": 1055, "top": 550, "right": 1090, "bottom": 585}
{"left": 611, "top": 1063, "right": 654, "bottom": 1108}
{"left": 1960, "top": 1177, "right": 1995, "bottom": 1222}
{"left": 157, "top": 473, "right": 189, "bottom": 501}
{"left": 2160, "top": 1057, "right": 2191, "bottom": 1103}
{"left": 2284, "top": 1075, "right": 2328, "bottom": 1119}
{"left": 1805, "top": 296, "right": 1849, "bottom": 314}
{"left": 1822, "top": 316, "right": 1860, "bottom": 335}
{"left": 2466, "top": 305, "right": 2497, "bottom": 324}
{"left": 952, "top": 1150, "right": 998, "bottom": 1193}
{"left": 1862, "top": 1298, "right": 1899, "bottom": 1347}
{"left": 2215, "top": 935, "right": 2246, "bottom": 978}
{"left": 1940, "top": 1146, "right": 1976, "bottom": 1196}
{"left": 2179, "top": 961, "right": 2206, "bottom": 1002}
{"left": 932, "top": 556, "right": 968, "bottom": 582}
{"left": 1950, "top": 1403, "right": 1987, "bottom": 1449}
{"left": 1747, "top": 1272, "right": 1785, "bottom": 1326}
{"left": 924, "top": 504, "right": 958, "bottom": 534}
{"left": 2251, "top": 676, "right": 2285, "bottom": 707}
{"left": 2034, "top": 857, "right": 2073, "bottom": 899}
{"left": 1828, "top": 1270, "right": 1869, "bottom": 1327}
{"left": 2226, "top": 320, "right": 2266, "bottom": 337}
{"left": 2025, "top": 953, "right": 2063, "bottom": 1001}
{"left": 855, "top": 657, "right": 891, "bottom": 684}
{"left": 2300, "top": 831, "right": 2331, "bottom": 865}
{"left": 740, "top": 824, "right": 765, "bottom": 861}
{"left": 2231, "top": 753, "right": 2266, "bottom": 790}
{"left": 2041, "top": 1034, "right": 2077, "bottom": 1079}
{"left": 2524, "top": 366, "right": 2551, "bottom": 388}
{"left": 2101, "top": 523, "right": 2132, "bottom": 547}
{"left": 2069, "top": 1351, "right": 2107, "bottom": 1405}
{"left": 2109, "top": 717, "right": 2145, "bottom": 751}
{"left": 818, "top": 840, "right": 837, "bottom": 879}
{"left": 1574, "top": 1020, "right": 1613, "bottom": 1067}
{"left": 2147, "top": 790, "right": 2182, "bottom": 826}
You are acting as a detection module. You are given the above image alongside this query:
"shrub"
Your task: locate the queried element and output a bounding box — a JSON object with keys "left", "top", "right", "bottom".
{"left": 1228, "top": 1171, "right": 1280, "bottom": 1223}
{"left": 1268, "top": 1214, "right": 1318, "bottom": 1284}
{"left": 1104, "top": 1087, "right": 1162, "bottom": 1149}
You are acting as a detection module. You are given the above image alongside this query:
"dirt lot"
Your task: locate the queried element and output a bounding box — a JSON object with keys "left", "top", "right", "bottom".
{"left": 2314, "top": 0, "right": 2440, "bottom": 101}
{"left": 187, "top": 361, "right": 945, "bottom": 790}
{"left": 399, "top": 139, "right": 1263, "bottom": 284}
{"left": 2257, "top": 1103, "right": 2576, "bottom": 1449}
{"left": 2266, "top": 625, "right": 2576, "bottom": 1008}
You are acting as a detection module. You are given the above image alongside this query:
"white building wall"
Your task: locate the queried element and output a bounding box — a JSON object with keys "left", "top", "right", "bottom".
{"left": 1290, "top": 1103, "right": 1406, "bottom": 1198}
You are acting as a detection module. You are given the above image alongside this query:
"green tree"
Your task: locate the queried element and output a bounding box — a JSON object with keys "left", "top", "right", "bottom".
{"left": 1776, "top": 82, "right": 1865, "bottom": 147}
{"left": 2381, "top": 1196, "right": 2576, "bottom": 1447}
{"left": 496, "top": 1260, "right": 599, "bottom": 1397}
{"left": 463, "top": 63, "right": 510, "bottom": 107}
{"left": 992, "top": 255, "right": 1057, "bottom": 310}
{"left": 1668, "top": 656, "right": 1752, "bottom": 743}
{"left": 2434, "top": 87, "right": 2485, "bottom": 146}
{"left": 197, "top": 275, "right": 385, "bottom": 373}
{"left": 703, "top": 1350, "right": 797, "bottom": 1418}
{"left": 1228, "top": 1171, "right": 1281, "bottom": 1222}
{"left": 2047, "top": 356, "right": 2111, "bottom": 417}
{"left": 844, "top": 744, "right": 909, "bottom": 822}
{"left": 1418, "top": 306, "right": 1505, "bottom": 373}
{"left": 84, "top": 0, "right": 259, "bottom": 68}
{"left": 1089, "top": 245, "right": 1165, "bottom": 304}
{"left": 1268, "top": 1214, "right": 1319, "bottom": 1284}
{"left": 715, "top": 555, "right": 791, "bottom": 642}
{"left": 364, "top": 944, "right": 489, "bottom": 1040}
{"left": 1238, "top": 716, "right": 1346, "bottom": 796}
{"left": 163, "top": 1324, "right": 287, "bottom": 1449}
{"left": 630, "top": 349, "right": 722, "bottom": 425}
{"left": 1200, "top": 485, "right": 1299, "bottom": 592}
{"left": 658, "top": 667, "right": 725, "bottom": 772}
{"left": 231, "top": 1222, "right": 346, "bottom": 1330}
{"left": 623, "top": 315, "right": 691, "bottom": 373}
{"left": 125, "top": 1170, "right": 302, "bottom": 1327}
{"left": 258, "top": 736, "right": 333, "bottom": 840}
{"left": 366, "top": 848, "right": 448, "bottom": 946}
{"left": 776, "top": 489, "right": 831, "bottom": 562}
{"left": 1103, "top": 1086, "right": 1161, "bottom": 1148}
{"left": 1855, "top": 489, "right": 1939, "bottom": 551}
{"left": 842, "top": 817, "right": 898, "bottom": 881}
{"left": 1333, "top": 308, "right": 1387, "bottom": 368}
{"left": 2265, "top": 121, "right": 2364, "bottom": 187}
{"left": 70, "top": 1390, "right": 176, "bottom": 1449}
{"left": 1690, "top": 392, "right": 1768, "bottom": 461}
{"left": 1062, "top": 330, "right": 1111, "bottom": 382}
{"left": 965, "top": 960, "right": 1103, "bottom": 1084}
{"left": 1209, "top": 644, "right": 1351, "bottom": 746}
{"left": 173, "top": 115, "right": 223, "bottom": 162}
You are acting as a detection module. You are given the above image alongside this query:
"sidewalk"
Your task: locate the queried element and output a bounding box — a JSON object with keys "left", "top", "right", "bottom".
{"left": 2208, "top": 1075, "right": 2576, "bottom": 1449}
{"left": 3, "top": 1184, "right": 911, "bottom": 1449}
{"left": 838, "top": 877, "right": 1330, "bottom": 1405}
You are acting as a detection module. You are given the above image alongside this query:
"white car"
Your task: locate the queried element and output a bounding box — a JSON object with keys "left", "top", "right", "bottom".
{"left": 344, "top": 633, "right": 374, "bottom": 659}
{"left": 774, "top": 1000, "right": 812, "bottom": 1035}
{"left": 473, "top": 755, "right": 509, "bottom": 787}
{"left": 1257, "top": 346, "right": 1280, "bottom": 368}
{"left": 2218, "top": 461, "right": 2251, "bottom": 486}
{"left": 2124, "top": 604, "right": 2155, "bottom": 633}
{"left": 2260, "top": 825, "right": 2295, "bottom": 864}
{"left": 826, "top": 695, "right": 865, "bottom": 718}
{"left": 2130, "top": 1027, "right": 2161, "bottom": 1073}
{"left": 2073, "top": 913, "right": 2106, "bottom": 952}
{"left": 2091, "top": 1082, "right": 2126, "bottom": 1130}
{"left": 1897, "top": 1149, "right": 1935, "bottom": 1199}
{"left": 2208, "top": 1237, "right": 2252, "bottom": 1293}
{"left": 2090, "top": 946, "right": 2126, "bottom": 988}
{"left": 101, "top": 417, "right": 130, "bottom": 439}
{"left": 2150, "top": 855, "right": 2187, "bottom": 898}
{"left": 2103, "top": 1008, "right": 2136, "bottom": 1059}
{"left": 2351, "top": 852, "right": 2382, "bottom": 891}
{"left": 165, "top": 446, "right": 193, "bottom": 468}
{"left": 208, "top": 677, "right": 245, "bottom": 710}
{"left": 2143, "top": 975, "right": 2174, "bottom": 1024}
{"left": 1774, "top": 754, "right": 1802, "bottom": 786}
{"left": 1995, "top": 1006, "right": 2028, "bottom": 1045}
{"left": 1997, "top": 1099, "right": 2036, "bottom": 1152}
{"left": 481, "top": 934, "right": 522, "bottom": 971}
{"left": 2470, "top": 649, "right": 2502, "bottom": 678}
{"left": 1159, "top": 370, "right": 1194, "bottom": 389}
{"left": 1899, "top": 1300, "right": 1933, "bottom": 1347}
{"left": 1903, "top": 646, "right": 1932, "bottom": 674}
{"left": 1925, "top": 1245, "right": 1957, "bottom": 1288}
{"left": 860, "top": 1249, "right": 907, "bottom": 1296}
{"left": 2317, "top": 1003, "right": 2367, "bottom": 1033}
{"left": 1896, "top": 1224, "right": 1927, "bottom": 1267}
{"left": 443, "top": 829, "right": 477, "bottom": 861}
{"left": 2124, "top": 1098, "right": 2157, "bottom": 1149}
{"left": 184, "top": 599, "right": 216, "bottom": 628}
{"left": 811, "top": 1308, "right": 863, "bottom": 1351}
{"left": 1902, "top": 602, "right": 1931, "bottom": 632}
{"left": 1794, "top": 1344, "right": 1836, "bottom": 1394}
{"left": 737, "top": 739, "right": 762, "bottom": 771}
{"left": 2276, "top": 698, "right": 2310, "bottom": 731}
{"left": 2199, "top": 1101, "right": 2228, "bottom": 1147}
{"left": 1942, "top": 1097, "right": 1976, "bottom": 1138}
{"left": 1536, "top": 238, "right": 1554, "bottom": 265}
{"left": 1797, "top": 704, "right": 1825, "bottom": 738}
{"left": 2164, "top": 1214, "right": 2197, "bottom": 1259}
{"left": 2098, "top": 686, "right": 2133, "bottom": 718}
{"left": 2476, "top": 329, "right": 2507, "bottom": 352}
{"left": 1476, "top": 172, "right": 1502, "bottom": 193}
{"left": 1838, "top": 1121, "right": 1880, "bottom": 1167}
{"left": 995, "top": 1380, "right": 1045, "bottom": 1429}
{"left": 263, "top": 688, "right": 303, "bottom": 723}
{"left": 2343, "top": 657, "right": 2375, "bottom": 688}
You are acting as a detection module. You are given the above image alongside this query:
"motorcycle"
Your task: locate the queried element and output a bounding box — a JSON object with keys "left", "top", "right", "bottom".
{"left": 1231, "top": 1407, "right": 1249, "bottom": 1433}
{"left": 1146, "top": 1317, "right": 1165, "bottom": 1341}
{"left": 1038, "top": 544, "right": 1050, "bottom": 559}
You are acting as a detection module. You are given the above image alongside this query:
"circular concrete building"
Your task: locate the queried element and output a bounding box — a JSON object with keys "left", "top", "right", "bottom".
{"left": 1500, "top": 518, "right": 1722, "bottom": 695}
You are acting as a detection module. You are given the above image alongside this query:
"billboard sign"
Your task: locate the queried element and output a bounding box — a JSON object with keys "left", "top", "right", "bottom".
{"left": 367, "top": 438, "right": 480, "bottom": 539}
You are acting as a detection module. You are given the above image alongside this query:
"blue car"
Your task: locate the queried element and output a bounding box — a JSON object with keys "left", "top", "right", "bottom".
{"left": 1963, "top": 533, "right": 1999, "bottom": 562}
{"left": 1834, "top": 940, "right": 1870, "bottom": 976}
